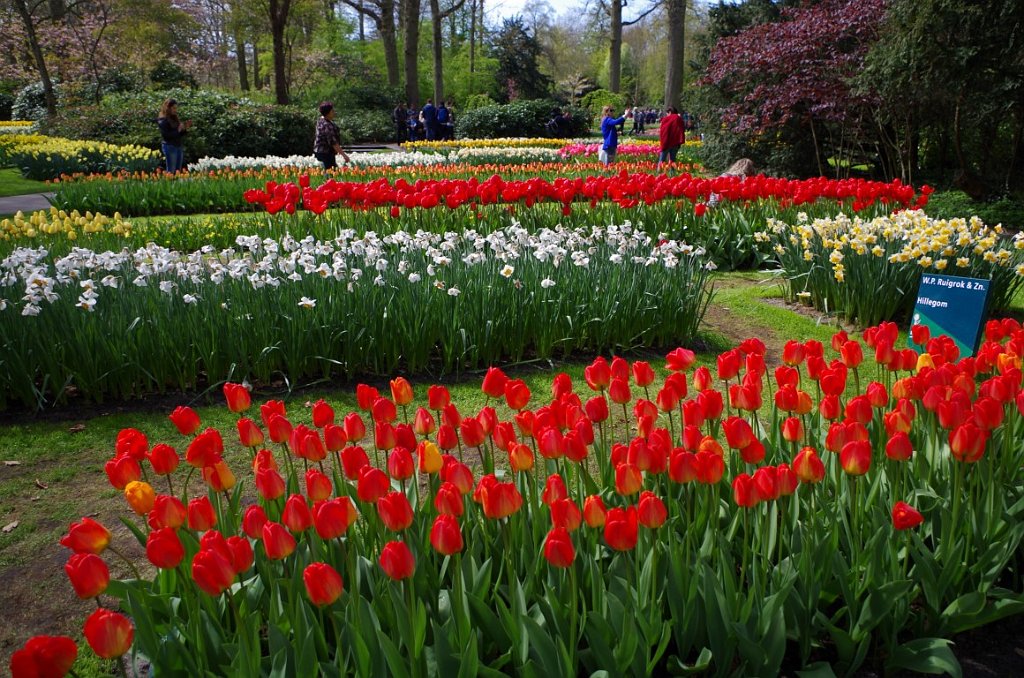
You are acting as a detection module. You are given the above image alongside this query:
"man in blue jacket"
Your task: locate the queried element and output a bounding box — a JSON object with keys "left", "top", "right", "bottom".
{"left": 421, "top": 99, "right": 438, "bottom": 141}
{"left": 599, "top": 105, "right": 626, "bottom": 166}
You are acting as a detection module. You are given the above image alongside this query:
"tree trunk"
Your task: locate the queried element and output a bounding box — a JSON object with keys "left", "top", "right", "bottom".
{"left": 404, "top": 0, "right": 422, "bottom": 108}
{"left": 608, "top": 0, "right": 622, "bottom": 92}
{"left": 469, "top": 0, "right": 476, "bottom": 77}
{"left": 358, "top": 0, "right": 365, "bottom": 39}
{"left": 381, "top": 0, "right": 400, "bottom": 88}
{"left": 252, "top": 43, "right": 261, "bottom": 88}
{"left": 12, "top": 0, "right": 58, "bottom": 116}
{"left": 430, "top": 0, "right": 444, "bottom": 102}
{"left": 663, "top": 0, "right": 685, "bottom": 109}
{"left": 269, "top": 0, "right": 292, "bottom": 104}
{"left": 236, "top": 33, "right": 250, "bottom": 90}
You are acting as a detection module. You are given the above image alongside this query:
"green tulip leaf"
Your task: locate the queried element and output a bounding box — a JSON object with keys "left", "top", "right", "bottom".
{"left": 886, "top": 638, "right": 963, "bottom": 677}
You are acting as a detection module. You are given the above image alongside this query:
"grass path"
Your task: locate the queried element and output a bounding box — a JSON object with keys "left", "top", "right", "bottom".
{"left": 0, "top": 167, "right": 48, "bottom": 197}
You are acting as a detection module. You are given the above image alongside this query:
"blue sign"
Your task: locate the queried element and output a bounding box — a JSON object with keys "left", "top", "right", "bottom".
{"left": 910, "top": 274, "right": 990, "bottom": 357}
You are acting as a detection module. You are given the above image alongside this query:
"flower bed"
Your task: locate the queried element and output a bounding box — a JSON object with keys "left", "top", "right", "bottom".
{"left": 762, "top": 211, "right": 1024, "bottom": 325}
{"left": 0, "top": 223, "right": 712, "bottom": 408}
{"left": 187, "top": 151, "right": 449, "bottom": 173}
{"left": 13, "top": 321, "right": 1024, "bottom": 675}
{"left": 1, "top": 133, "right": 160, "bottom": 180}
{"left": 557, "top": 140, "right": 661, "bottom": 158}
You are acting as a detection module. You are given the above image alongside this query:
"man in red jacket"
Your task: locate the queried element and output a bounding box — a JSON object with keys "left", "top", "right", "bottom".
{"left": 657, "top": 106, "right": 686, "bottom": 171}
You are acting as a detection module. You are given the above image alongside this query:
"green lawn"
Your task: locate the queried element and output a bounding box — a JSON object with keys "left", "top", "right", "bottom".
{"left": 0, "top": 166, "right": 48, "bottom": 197}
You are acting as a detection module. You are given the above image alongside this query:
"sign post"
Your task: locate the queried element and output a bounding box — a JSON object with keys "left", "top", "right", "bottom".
{"left": 909, "top": 274, "right": 990, "bottom": 357}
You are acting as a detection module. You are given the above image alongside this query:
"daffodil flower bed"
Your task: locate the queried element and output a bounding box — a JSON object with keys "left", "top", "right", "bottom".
{"left": 0, "top": 222, "right": 712, "bottom": 407}
{"left": 11, "top": 320, "right": 1024, "bottom": 676}
{"left": 761, "top": 211, "right": 1024, "bottom": 325}
{"left": 1, "top": 133, "right": 160, "bottom": 180}
{"left": 0, "top": 207, "right": 134, "bottom": 244}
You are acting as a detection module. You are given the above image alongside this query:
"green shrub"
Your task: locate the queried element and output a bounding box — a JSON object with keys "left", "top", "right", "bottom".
{"left": 149, "top": 59, "right": 197, "bottom": 89}
{"left": 335, "top": 109, "right": 392, "bottom": 143}
{"left": 44, "top": 88, "right": 314, "bottom": 163}
{"left": 924, "top": 190, "right": 1024, "bottom": 230}
{"left": 580, "top": 89, "right": 628, "bottom": 118}
{"left": 12, "top": 81, "right": 62, "bottom": 121}
{"left": 463, "top": 94, "right": 496, "bottom": 111}
{"left": 456, "top": 99, "right": 586, "bottom": 139}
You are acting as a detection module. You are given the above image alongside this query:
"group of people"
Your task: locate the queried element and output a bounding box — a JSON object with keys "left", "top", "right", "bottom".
{"left": 598, "top": 104, "right": 690, "bottom": 168}
{"left": 393, "top": 100, "right": 455, "bottom": 143}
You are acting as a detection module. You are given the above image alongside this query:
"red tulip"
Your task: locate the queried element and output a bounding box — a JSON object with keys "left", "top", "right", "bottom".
{"left": 547, "top": 497, "right": 580, "bottom": 531}
{"left": 65, "top": 553, "right": 109, "bottom": 599}
{"left": 886, "top": 432, "right": 914, "bottom": 461}
{"left": 551, "top": 372, "right": 573, "bottom": 398}
{"left": 104, "top": 455, "right": 141, "bottom": 490}
{"left": 781, "top": 340, "right": 805, "bottom": 366}
{"left": 608, "top": 377, "right": 631, "bottom": 405}
{"left": 604, "top": 506, "right": 639, "bottom": 551}
{"left": 147, "top": 494, "right": 186, "bottom": 530}
{"left": 324, "top": 423, "right": 347, "bottom": 451}
{"left": 632, "top": 361, "right": 656, "bottom": 387}
{"left": 223, "top": 382, "right": 251, "bottom": 413}
{"left": 585, "top": 357, "right": 611, "bottom": 391}
{"left": 776, "top": 463, "right": 798, "bottom": 496}
{"left": 544, "top": 527, "right": 576, "bottom": 567}
{"left": 61, "top": 517, "right": 111, "bottom": 555}
{"left": 9, "top": 635, "right": 77, "bottom": 678}
{"left": 740, "top": 440, "right": 765, "bottom": 465}
{"left": 185, "top": 428, "right": 223, "bottom": 468}
{"left": 282, "top": 494, "right": 314, "bottom": 533}
{"left": 202, "top": 461, "right": 235, "bottom": 492}
{"left": 313, "top": 497, "right": 358, "bottom": 539}
{"left": 377, "top": 491, "right": 414, "bottom": 531}
{"left": 192, "top": 548, "right": 235, "bottom": 596}
{"left": 666, "top": 347, "right": 696, "bottom": 371}
{"left": 312, "top": 399, "right": 335, "bottom": 427}
{"left": 355, "top": 384, "right": 380, "bottom": 411}
{"left": 115, "top": 428, "right": 148, "bottom": 460}
{"left": 430, "top": 514, "right": 464, "bottom": 555}
{"left": 304, "top": 562, "right": 343, "bottom": 606}
{"left": 146, "top": 528, "right": 185, "bottom": 569}
{"left": 434, "top": 481, "right": 465, "bottom": 517}
{"left": 638, "top": 491, "right": 667, "bottom": 528}
{"left": 262, "top": 521, "right": 297, "bottom": 560}
{"left": 267, "top": 414, "right": 293, "bottom": 444}
{"left": 379, "top": 540, "right": 415, "bottom": 580}
{"left": 305, "top": 468, "right": 333, "bottom": 501}
{"left": 427, "top": 385, "right": 451, "bottom": 410}
{"left": 753, "top": 466, "right": 779, "bottom": 501}
{"left": 504, "top": 379, "right": 532, "bottom": 410}
{"left": 344, "top": 412, "right": 366, "bottom": 442}
{"left": 840, "top": 341, "right": 864, "bottom": 369}
{"left": 236, "top": 418, "right": 264, "bottom": 448}
{"left": 910, "top": 324, "right": 930, "bottom": 346}
{"left": 482, "top": 367, "right": 509, "bottom": 399}
{"left": 242, "top": 505, "right": 268, "bottom": 539}
{"left": 583, "top": 495, "right": 607, "bottom": 528}
{"left": 169, "top": 406, "right": 201, "bottom": 436}
{"left": 187, "top": 497, "right": 217, "bottom": 531}
{"left": 840, "top": 440, "right": 872, "bottom": 476}
{"left": 440, "top": 458, "right": 475, "bottom": 494}
{"left": 83, "top": 608, "right": 133, "bottom": 659}
{"left": 146, "top": 443, "right": 179, "bottom": 476}
{"left": 949, "top": 422, "right": 987, "bottom": 463}
{"left": 716, "top": 349, "right": 742, "bottom": 381}
{"left": 722, "top": 416, "right": 754, "bottom": 449}
{"left": 892, "top": 501, "right": 924, "bottom": 530}
{"left": 615, "top": 462, "right": 643, "bottom": 496}
{"left": 866, "top": 382, "right": 889, "bottom": 408}
{"left": 260, "top": 400, "right": 287, "bottom": 428}
{"left": 390, "top": 377, "right": 414, "bottom": 406}
{"left": 732, "top": 473, "right": 759, "bottom": 508}
{"left": 693, "top": 365, "right": 713, "bottom": 392}
{"left": 227, "top": 535, "right": 253, "bottom": 574}
{"left": 386, "top": 447, "right": 414, "bottom": 481}
{"left": 781, "top": 416, "right": 804, "bottom": 443}
{"left": 476, "top": 476, "right": 523, "bottom": 519}
{"left": 542, "top": 474, "right": 568, "bottom": 505}
{"left": 793, "top": 447, "right": 825, "bottom": 483}
{"left": 845, "top": 396, "right": 873, "bottom": 425}
{"left": 695, "top": 450, "right": 725, "bottom": 484}
{"left": 256, "top": 468, "right": 286, "bottom": 501}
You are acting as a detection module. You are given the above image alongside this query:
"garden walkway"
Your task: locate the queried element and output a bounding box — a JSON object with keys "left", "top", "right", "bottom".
{"left": 0, "top": 192, "right": 53, "bottom": 214}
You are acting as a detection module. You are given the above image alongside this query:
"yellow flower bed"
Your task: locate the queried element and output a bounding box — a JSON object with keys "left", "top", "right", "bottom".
{"left": 760, "top": 210, "right": 1024, "bottom": 323}
{"left": 1, "top": 133, "right": 160, "bottom": 180}
{"left": 0, "top": 207, "right": 133, "bottom": 243}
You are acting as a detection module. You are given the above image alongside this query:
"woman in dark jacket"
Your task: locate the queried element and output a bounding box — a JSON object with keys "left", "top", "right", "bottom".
{"left": 314, "top": 101, "right": 350, "bottom": 170}
{"left": 157, "top": 98, "right": 191, "bottom": 173}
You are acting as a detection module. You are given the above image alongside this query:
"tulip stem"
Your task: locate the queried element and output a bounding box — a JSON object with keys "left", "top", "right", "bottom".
{"left": 165, "top": 473, "right": 175, "bottom": 496}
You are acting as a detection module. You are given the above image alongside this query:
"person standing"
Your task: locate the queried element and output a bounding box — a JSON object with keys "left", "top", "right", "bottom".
{"left": 313, "top": 101, "right": 350, "bottom": 170}
{"left": 657, "top": 106, "right": 686, "bottom": 171}
{"left": 157, "top": 98, "right": 191, "bottom": 173}
{"left": 599, "top": 105, "right": 627, "bottom": 166}
{"left": 393, "top": 102, "right": 408, "bottom": 144}
{"left": 437, "top": 101, "right": 450, "bottom": 141}
{"left": 421, "top": 99, "right": 438, "bottom": 141}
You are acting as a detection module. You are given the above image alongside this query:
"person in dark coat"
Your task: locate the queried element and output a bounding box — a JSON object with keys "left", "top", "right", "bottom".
{"left": 157, "top": 98, "right": 191, "bottom": 173}
{"left": 657, "top": 106, "right": 686, "bottom": 170}
{"left": 421, "top": 99, "right": 438, "bottom": 141}
{"left": 313, "top": 101, "right": 350, "bottom": 170}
